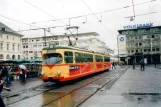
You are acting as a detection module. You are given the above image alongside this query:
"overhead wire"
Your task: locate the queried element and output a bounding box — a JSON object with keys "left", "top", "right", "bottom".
{"left": 0, "top": 14, "right": 55, "bottom": 36}
{"left": 24, "top": 0, "right": 68, "bottom": 26}
{"left": 0, "top": 0, "right": 159, "bottom": 35}
{"left": 81, "top": 0, "right": 112, "bottom": 33}
{"left": 29, "top": 0, "right": 157, "bottom": 24}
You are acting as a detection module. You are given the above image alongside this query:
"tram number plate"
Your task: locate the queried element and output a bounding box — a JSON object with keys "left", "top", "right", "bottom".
{"left": 69, "top": 65, "right": 78, "bottom": 70}
{"left": 47, "top": 50, "right": 56, "bottom": 53}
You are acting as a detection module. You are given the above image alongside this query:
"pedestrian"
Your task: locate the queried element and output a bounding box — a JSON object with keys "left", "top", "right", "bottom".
{"left": 133, "top": 60, "right": 135, "bottom": 69}
{"left": 20, "top": 68, "right": 26, "bottom": 81}
{"left": 112, "top": 62, "right": 116, "bottom": 69}
{"left": 0, "top": 70, "right": 11, "bottom": 107}
{"left": 140, "top": 59, "right": 145, "bottom": 71}
{"left": 154, "top": 60, "right": 157, "bottom": 68}
{"left": 4, "top": 65, "right": 12, "bottom": 84}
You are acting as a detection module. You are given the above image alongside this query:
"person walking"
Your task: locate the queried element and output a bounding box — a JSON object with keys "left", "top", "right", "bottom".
{"left": 133, "top": 60, "right": 135, "bottom": 69}
{"left": 112, "top": 62, "right": 116, "bottom": 69}
{"left": 0, "top": 70, "right": 11, "bottom": 107}
{"left": 140, "top": 59, "right": 145, "bottom": 71}
{"left": 154, "top": 60, "right": 157, "bottom": 68}
{"left": 4, "top": 65, "right": 12, "bottom": 84}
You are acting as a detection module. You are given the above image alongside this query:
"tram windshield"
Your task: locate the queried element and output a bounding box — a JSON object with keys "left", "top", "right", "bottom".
{"left": 43, "top": 53, "right": 62, "bottom": 64}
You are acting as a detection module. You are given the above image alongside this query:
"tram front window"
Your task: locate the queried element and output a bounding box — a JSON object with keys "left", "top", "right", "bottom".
{"left": 43, "top": 53, "right": 62, "bottom": 64}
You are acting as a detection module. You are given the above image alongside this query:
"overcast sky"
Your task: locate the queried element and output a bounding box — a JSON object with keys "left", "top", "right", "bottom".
{"left": 0, "top": 0, "right": 161, "bottom": 51}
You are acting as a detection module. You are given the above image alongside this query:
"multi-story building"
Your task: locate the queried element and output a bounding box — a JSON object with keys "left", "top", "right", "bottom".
{"left": 118, "top": 26, "right": 161, "bottom": 64}
{"left": 22, "top": 32, "right": 113, "bottom": 59}
{"left": 0, "top": 22, "right": 22, "bottom": 60}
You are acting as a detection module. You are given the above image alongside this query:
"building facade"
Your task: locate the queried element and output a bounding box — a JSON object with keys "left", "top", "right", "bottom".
{"left": 118, "top": 26, "right": 161, "bottom": 64}
{"left": 0, "top": 22, "right": 22, "bottom": 60}
{"left": 22, "top": 32, "right": 113, "bottom": 59}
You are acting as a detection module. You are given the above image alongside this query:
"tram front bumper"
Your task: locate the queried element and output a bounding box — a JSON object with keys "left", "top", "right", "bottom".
{"left": 42, "top": 76, "right": 64, "bottom": 82}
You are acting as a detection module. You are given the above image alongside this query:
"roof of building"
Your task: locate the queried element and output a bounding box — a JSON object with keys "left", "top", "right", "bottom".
{"left": 118, "top": 25, "right": 161, "bottom": 33}
{"left": 0, "top": 22, "right": 23, "bottom": 36}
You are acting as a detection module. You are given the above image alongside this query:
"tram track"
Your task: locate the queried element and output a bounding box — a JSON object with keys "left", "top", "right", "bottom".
{"left": 6, "top": 66, "right": 128, "bottom": 107}
{"left": 42, "top": 66, "right": 129, "bottom": 107}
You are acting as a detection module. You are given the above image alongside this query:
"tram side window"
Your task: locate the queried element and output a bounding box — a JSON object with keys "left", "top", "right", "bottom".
{"left": 87, "top": 54, "right": 93, "bottom": 62}
{"left": 64, "top": 51, "right": 73, "bottom": 63}
{"left": 75, "top": 52, "right": 81, "bottom": 63}
{"left": 105, "top": 57, "right": 110, "bottom": 62}
{"left": 96, "top": 55, "right": 103, "bottom": 62}
{"left": 75, "top": 52, "right": 93, "bottom": 63}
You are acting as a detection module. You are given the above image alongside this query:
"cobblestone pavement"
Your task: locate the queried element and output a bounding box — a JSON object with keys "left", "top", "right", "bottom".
{"left": 81, "top": 66, "right": 161, "bottom": 107}
{"left": 1, "top": 77, "right": 43, "bottom": 97}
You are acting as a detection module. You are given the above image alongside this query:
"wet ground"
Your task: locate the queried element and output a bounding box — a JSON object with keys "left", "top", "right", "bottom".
{"left": 81, "top": 66, "right": 161, "bottom": 107}
{"left": 2, "top": 77, "right": 43, "bottom": 98}
{"left": 4, "top": 65, "right": 127, "bottom": 107}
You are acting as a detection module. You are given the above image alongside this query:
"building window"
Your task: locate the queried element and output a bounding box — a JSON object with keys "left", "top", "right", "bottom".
{"left": 135, "top": 43, "right": 138, "bottom": 46}
{"left": 0, "top": 43, "right": 3, "bottom": 50}
{"left": 33, "top": 45, "right": 37, "bottom": 47}
{"left": 7, "top": 44, "right": 9, "bottom": 50}
{"left": 128, "top": 50, "right": 130, "bottom": 53}
{"left": 26, "top": 45, "right": 28, "bottom": 48}
{"left": 139, "top": 43, "right": 142, "bottom": 46}
{"left": 0, "top": 54, "right": 3, "bottom": 59}
{"left": 152, "top": 35, "right": 155, "bottom": 38}
{"left": 152, "top": 48, "right": 155, "bottom": 51}
{"left": 147, "top": 35, "right": 151, "bottom": 38}
{"left": 144, "top": 49, "right": 147, "bottom": 52}
{"left": 156, "top": 48, "right": 159, "bottom": 51}
{"left": 139, "top": 36, "right": 142, "bottom": 39}
{"left": 136, "top": 50, "right": 138, "bottom": 53}
{"left": 23, "top": 46, "right": 25, "bottom": 48}
{"left": 131, "top": 50, "right": 134, "bottom": 53}
{"left": 18, "top": 45, "right": 20, "bottom": 51}
{"left": 13, "top": 44, "right": 15, "bottom": 51}
{"left": 148, "top": 49, "right": 151, "bottom": 52}
{"left": 135, "top": 36, "right": 138, "bottom": 39}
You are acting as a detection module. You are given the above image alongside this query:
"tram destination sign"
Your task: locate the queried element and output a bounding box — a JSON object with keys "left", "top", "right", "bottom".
{"left": 123, "top": 23, "right": 153, "bottom": 29}
{"left": 47, "top": 50, "right": 56, "bottom": 53}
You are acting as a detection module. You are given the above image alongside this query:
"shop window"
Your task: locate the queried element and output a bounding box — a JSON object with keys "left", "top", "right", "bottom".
{"left": 156, "top": 48, "right": 159, "bottom": 51}
{"left": 144, "top": 49, "right": 147, "bottom": 52}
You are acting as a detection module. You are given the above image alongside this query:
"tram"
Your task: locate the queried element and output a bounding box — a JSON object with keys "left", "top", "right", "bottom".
{"left": 41, "top": 45, "right": 111, "bottom": 82}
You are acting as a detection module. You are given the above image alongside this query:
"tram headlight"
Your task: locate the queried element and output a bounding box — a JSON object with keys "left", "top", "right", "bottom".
{"left": 57, "top": 71, "right": 61, "bottom": 76}
{"left": 41, "top": 71, "right": 44, "bottom": 75}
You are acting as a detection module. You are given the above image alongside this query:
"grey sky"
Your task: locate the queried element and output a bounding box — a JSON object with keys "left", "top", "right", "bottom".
{"left": 0, "top": 0, "right": 161, "bottom": 51}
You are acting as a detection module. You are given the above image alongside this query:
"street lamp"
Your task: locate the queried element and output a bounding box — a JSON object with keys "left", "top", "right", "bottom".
{"left": 117, "top": 35, "right": 120, "bottom": 65}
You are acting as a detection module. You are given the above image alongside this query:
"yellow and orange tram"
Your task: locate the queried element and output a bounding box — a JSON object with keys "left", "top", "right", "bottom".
{"left": 41, "top": 45, "right": 111, "bottom": 82}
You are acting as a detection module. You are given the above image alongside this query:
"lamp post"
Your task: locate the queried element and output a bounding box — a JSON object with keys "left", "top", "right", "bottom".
{"left": 117, "top": 35, "right": 120, "bottom": 65}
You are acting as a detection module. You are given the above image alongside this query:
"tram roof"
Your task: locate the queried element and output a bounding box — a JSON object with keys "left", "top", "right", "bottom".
{"left": 42, "top": 45, "right": 109, "bottom": 55}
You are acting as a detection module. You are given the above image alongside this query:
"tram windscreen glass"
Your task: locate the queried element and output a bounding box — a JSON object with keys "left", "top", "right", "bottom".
{"left": 43, "top": 53, "right": 62, "bottom": 64}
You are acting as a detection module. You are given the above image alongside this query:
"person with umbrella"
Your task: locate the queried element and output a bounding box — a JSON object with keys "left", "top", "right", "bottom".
{"left": 19, "top": 64, "right": 27, "bottom": 81}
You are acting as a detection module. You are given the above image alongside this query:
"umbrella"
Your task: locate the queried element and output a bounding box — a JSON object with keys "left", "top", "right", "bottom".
{"left": 19, "top": 64, "right": 27, "bottom": 70}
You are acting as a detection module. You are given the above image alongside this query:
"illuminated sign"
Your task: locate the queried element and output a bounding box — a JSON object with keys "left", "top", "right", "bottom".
{"left": 123, "top": 23, "right": 153, "bottom": 29}
{"left": 120, "top": 37, "right": 124, "bottom": 42}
